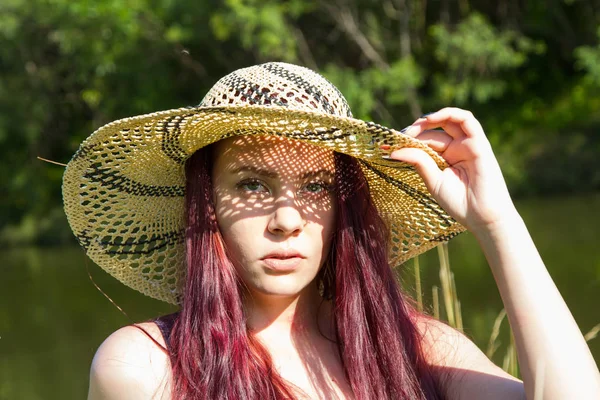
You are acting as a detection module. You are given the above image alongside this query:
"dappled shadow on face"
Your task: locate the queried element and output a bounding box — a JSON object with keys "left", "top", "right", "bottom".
{"left": 210, "top": 135, "right": 338, "bottom": 297}
{"left": 210, "top": 135, "right": 338, "bottom": 302}
{"left": 211, "top": 135, "right": 336, "bottom": 228}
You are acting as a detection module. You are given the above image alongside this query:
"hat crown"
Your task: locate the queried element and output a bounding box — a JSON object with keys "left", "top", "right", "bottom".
{"left": 199, "top": 62, "right": 353, "bottom": 118}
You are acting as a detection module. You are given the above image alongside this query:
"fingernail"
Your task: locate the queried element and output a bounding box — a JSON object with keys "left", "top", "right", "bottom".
{"left": 420, "top": 112, "right": 434, "bottom": 118}
{"left": 400, "top": 125, "right": 411, "bottom": 133}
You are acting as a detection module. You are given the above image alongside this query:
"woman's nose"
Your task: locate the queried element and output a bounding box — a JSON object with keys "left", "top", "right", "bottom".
{"left": 267, "top": 195, "right": 305, "bottom": 237}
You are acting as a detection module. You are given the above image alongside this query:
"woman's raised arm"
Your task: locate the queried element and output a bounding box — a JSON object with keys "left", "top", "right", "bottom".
{"left": 389, "top": 107, "right": 600, "bottom": 399}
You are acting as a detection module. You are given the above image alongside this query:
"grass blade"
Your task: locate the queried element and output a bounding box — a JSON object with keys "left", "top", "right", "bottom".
{"left": 414, "top": 256, "right": 423, "bottom": 312}
{"left": 486, "top": 309, "right": 507, "bottom": 359}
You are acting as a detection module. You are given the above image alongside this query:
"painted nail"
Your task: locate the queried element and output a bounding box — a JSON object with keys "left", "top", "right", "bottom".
{"left": 400, "top": 125, "right": 412, "bottom": 133}
{"left": 420, "top": 112, "right": 434, "bottom": 118}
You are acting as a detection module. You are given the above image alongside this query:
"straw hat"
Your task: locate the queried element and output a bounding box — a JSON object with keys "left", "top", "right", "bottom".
{"left": 62, "top": 62, "right": 465, "bottom": 305}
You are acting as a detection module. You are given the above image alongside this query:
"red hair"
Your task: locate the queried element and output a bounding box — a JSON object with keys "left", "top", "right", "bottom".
{"left": 166, "top": 146, "right": 444, "bottom": 399}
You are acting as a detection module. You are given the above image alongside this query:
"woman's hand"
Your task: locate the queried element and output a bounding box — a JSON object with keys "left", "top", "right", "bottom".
{"left": 388, "top": 107, "right": 518, "bottom": 233}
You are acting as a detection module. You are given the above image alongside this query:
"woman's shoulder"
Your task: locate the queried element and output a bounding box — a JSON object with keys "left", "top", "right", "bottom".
{"left": 88, "top": 322, "right": 172, "bottom": 400}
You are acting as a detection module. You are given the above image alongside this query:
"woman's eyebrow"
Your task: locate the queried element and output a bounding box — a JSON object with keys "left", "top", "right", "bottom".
{"left": 300, "top": 170, "right": 335, "bottom": 181}
{"left": 230, "top": 166, "right": 278, "bottom": 178}
{"left": 230, "top": 166, "right": 334, "bottom": 180}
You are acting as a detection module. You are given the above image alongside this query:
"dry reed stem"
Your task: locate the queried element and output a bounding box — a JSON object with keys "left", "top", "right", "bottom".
{"left": 414, "top": 256, "right": 423, "bottom": 312}
{"left": 432, "top": 286, "right": 440, "bottom": 320}
{"left": 433, "top": 243, "right": 520, "bottom": 375}
{"left": 584, "top": 323, "right": 600, "bottom": 342}
{"left": 502, "top": 331, "right": 519, "bottom": 377}
{"left": 450, "top": 271, "right": 463, "bottom": 332}
{"left": 455, "top": 298, "right": 463, "bottom": 332}
{"left": 437, "top": 243, "right": 456, "bottom": 327}
{"left": 37, "top": 156, "right": 67, "bottom": 167}
{"left": 486, "top": 309, "right": 507, "bottom": 359}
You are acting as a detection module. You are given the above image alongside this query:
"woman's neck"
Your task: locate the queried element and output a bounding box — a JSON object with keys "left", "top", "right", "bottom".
{"left": 244, "top": 283, "right": 333, "bottom": 340}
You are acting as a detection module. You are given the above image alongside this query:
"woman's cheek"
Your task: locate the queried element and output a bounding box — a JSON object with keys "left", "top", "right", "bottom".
{"left": 223, "top": 219, "right": 262, "bottom": 266}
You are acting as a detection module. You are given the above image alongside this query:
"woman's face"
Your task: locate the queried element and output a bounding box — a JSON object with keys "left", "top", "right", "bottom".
{"left": 211, "top": 135, "right": 336, "bottom": 299}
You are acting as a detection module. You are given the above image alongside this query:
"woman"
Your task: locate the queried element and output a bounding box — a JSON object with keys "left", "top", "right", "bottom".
{"left": 62, "top": 62, "right": 600, "bottom": 399}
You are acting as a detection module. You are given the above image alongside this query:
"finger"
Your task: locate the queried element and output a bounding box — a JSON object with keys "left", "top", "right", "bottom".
{"left": 383, "top": 129, "right": 452, "bottom": 153}
{"left": 413, "top": 129, "right": 452, "bottom": 152}
{"left": 402, "top": 114, "right": 463, "bottom": 140}
{"left": 399, "top": 123, "right": 426, "bottom": 138}
{"left": 389, "top": 147, "right": 442, "bottom": 193}
{"left": 417, "top": 108, "right": 485, "bottom": 138}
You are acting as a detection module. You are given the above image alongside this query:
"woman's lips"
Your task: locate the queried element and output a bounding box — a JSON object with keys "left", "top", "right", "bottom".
{"left": 261, "top": 256, "right": 303, "bottom": 272}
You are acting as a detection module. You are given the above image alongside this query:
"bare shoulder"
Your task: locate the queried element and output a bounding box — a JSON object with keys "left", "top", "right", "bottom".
{"left": 88, "top": 322, "right": 171, "bottom": 400}
{"left": 415, "top": 315, "right": 525, "bottom": 400}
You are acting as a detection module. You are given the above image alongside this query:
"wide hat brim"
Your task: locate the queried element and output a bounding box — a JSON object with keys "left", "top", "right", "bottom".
{"left": 62, "top": 104, "right": 465, "bottom": 305}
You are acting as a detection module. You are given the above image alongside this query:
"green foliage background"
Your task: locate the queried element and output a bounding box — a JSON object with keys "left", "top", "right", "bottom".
{"left": 2, "top": 0, "right": 600, "bottom": 245}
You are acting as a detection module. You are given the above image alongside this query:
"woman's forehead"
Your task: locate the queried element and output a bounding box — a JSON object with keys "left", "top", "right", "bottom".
{"left": 214, "top": 135, "right": 335, "bottom": 175}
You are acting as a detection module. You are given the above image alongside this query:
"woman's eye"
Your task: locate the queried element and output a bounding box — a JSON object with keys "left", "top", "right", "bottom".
{"left": 237, "top": 179, "right": 269, "bottom": 194}
{"left": 302, "top": 181, "right": 332, "bottom": 194}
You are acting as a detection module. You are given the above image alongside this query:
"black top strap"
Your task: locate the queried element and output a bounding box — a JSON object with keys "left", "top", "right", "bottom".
{"left": 154, "top": 312, "right": 178, "bottom": 350}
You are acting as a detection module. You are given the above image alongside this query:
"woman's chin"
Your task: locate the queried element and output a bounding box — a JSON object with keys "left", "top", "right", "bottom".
{"left": 253, "top": 285, "right": 306, "bottom": 299}
{"left": 248, "top": 276, "right": 314, "bottom": 299}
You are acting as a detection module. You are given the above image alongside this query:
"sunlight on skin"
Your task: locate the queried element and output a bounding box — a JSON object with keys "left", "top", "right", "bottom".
{"left": 211, "top": 135, "right": 337, "bottom": 332}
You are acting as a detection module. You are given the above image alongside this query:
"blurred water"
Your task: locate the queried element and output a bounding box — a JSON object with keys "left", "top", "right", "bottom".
{"left": 1, "top": 193, "right": 599, "bottom": 399}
